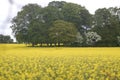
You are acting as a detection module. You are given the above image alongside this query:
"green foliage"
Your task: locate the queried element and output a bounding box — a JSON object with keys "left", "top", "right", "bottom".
{"left": 85, "top": 32, "right": 101, "bottom": 45}
{"left": 49, "top": 20, "right": 78, "bottom": 46}
{"left": 93, "top": 7, "right": 120, "bottom": 46}
{"left": 11, "top": 1, "right": 91, "bottom": 47}
{"left": 11, "top": 4, "right": 42, "bottom": 44}
{"left": 0, "top": 34, "right": 13, "bottom": 43}
{"left": 10, "top": 1, "right": 120, "bottom": 47}
{"left": 28, "top": 20, "right": 46, "bottom": 46}
{"left": 43, "top": 6, "right": 63, "bottom": 25}
{"left": 76, "top": 32, "right": 84, "bottom": 44}
{"left": 48, "top": 1, "right": 66, "bottom": 8}
{"left": 61, "top": 3, "right": 92, "bottom": 32}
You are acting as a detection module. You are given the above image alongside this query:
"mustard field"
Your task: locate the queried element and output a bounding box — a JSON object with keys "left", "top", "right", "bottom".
{"left": 0, "top": 44, "right": 120, "bottom": 80}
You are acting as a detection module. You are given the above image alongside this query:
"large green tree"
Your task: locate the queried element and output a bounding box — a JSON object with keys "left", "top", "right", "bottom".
{"left": 42, "top": 6, "right": 63, "bottom": 26}
{"left": 93, "top": 8, "right": 120, "bottom": 46}
{"left": 49, "top": 20, "right": 78, "bottom": 46}
{"left": 61, "top": 2, "right": 92, "bottom": 46}
{"left": 28, "top": 20, "right": 47, "bottom": 46}
{"left": 61, "top": 3, "right": 92, "bottom": 31}
{"left": 47, "top": 1, "right": 92, "bottom": 33}
{"left": 11, "top": 4, "right": 43, "bottom": 45}
{"left": 10, "top": 2, "right": 93, "bottom": 47}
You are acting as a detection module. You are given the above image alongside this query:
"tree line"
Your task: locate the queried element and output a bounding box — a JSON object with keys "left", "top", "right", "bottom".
{"left": 11, "top": 1, "right": 120, "bottom": 47}
{"left": 0, "top": 34, "right": 13, "bottom": 43}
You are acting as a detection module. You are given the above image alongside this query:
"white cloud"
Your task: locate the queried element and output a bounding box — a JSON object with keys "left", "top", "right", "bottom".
{"left": 0, "top": 0, "right": 10, "bottom": 22}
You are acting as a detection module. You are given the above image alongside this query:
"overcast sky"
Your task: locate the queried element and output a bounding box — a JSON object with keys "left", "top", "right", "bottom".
{"left": 0, "top": 0, "right": 119, "bottom": 41}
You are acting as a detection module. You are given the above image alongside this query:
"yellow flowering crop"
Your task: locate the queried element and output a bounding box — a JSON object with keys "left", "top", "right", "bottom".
{"left": 0, "top": 44, "right": 120, "bottom": 80}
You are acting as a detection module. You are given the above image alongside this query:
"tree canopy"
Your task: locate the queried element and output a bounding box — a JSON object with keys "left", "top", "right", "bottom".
{"left": 0, "top": 34, "right": 13, "bottom": 43}
{"left": 11, "top": 1, "right": 120, "bottom": 47}
{"left": 49, "top": 20, "right": 77, "bottom": 46}
{"left": 93, "top": 7, "right": 120, "bottom": 46}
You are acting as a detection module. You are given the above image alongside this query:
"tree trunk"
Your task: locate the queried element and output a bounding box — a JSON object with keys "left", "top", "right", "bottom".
{"left": 58, "top": 42, "right": 60, "bottom": 47}
{"left": 40, "top": 43, "right": 42, "bottom": 47}
{"left": 32, "top": 43, "right": 35, "bottom": 47}
{"left": 50, "top": 43, "right": 52, "bottom": 47}
{"left": 47, "top": 43, "right": 49, "bottom": 47}
{"left": 54, "top": 43, "right": 56, "bottom": 46}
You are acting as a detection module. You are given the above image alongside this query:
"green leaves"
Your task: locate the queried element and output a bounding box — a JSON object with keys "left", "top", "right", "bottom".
{"left": 0, "top": 34, "right": 13, "bottom": 43}
{"left": 10, "top": 1, "right": 120, "bottom": 46}
{"left": 49, "top": 20, "right": 78, "bottom": 45}
{"left": 11, "top": 1, "right": 90, "bottom": 46}
{"left": 11, "top": 4, "right": 42, "bottom": 43}
{"left": 93, "top": 7, "right": 120, "bottom": 46}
